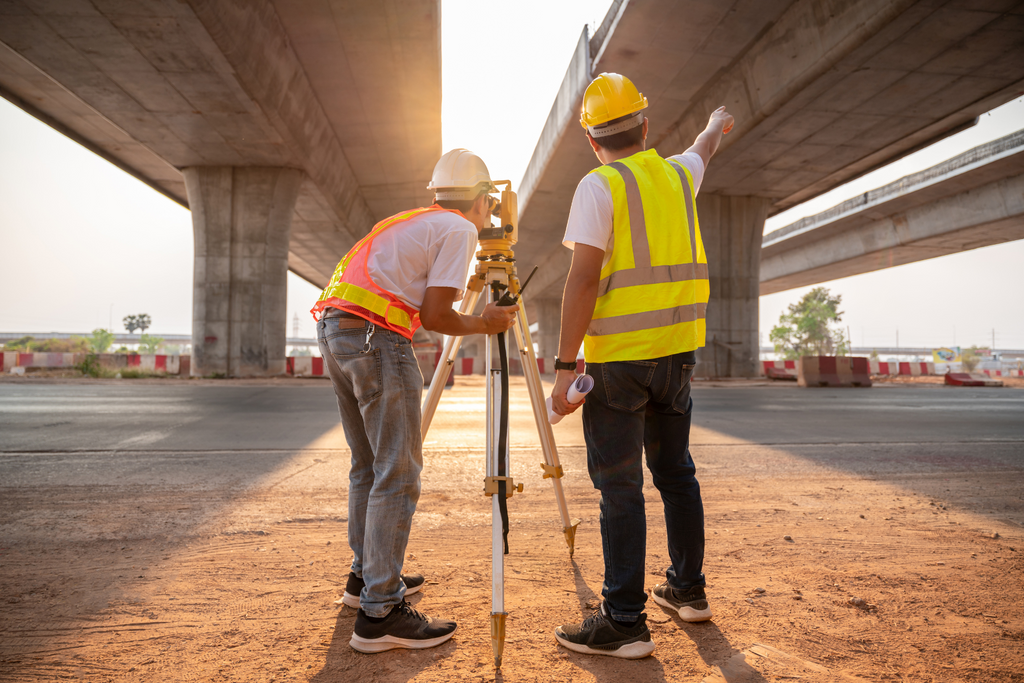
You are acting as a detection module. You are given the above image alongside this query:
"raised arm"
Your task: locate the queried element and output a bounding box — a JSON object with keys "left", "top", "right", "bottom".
{"left": 684, "top": 106, "right": 735, "bottom": 167}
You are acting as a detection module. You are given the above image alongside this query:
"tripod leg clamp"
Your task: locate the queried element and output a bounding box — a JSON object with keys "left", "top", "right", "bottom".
{"left": 484, "top": 476, "right": 522, "bottom": 498}
{"left": 540, "top": 463, "right": 564, "bottom": 479}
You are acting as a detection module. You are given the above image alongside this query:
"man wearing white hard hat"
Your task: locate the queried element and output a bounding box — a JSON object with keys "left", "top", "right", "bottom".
{"left": 311, "top": 149, "right": 518, "bottom": 653}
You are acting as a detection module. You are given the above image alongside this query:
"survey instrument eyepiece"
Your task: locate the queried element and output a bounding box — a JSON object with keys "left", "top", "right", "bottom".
{"left": 478, "top": 180, "right": 518, "bottom": 250}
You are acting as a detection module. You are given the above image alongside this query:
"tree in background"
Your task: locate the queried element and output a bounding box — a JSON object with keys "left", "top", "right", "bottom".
{"left": 2, "top": 336, "right": 36, "bottom": 351}
{"left": 89, "top": 329, "right": 115, "bottom": 353}
{"left": 123, "top": 314, "right": 152, "bottom": 334}
{"left": 138, "top": 333, "right": 163, "bottom": 354}
{"left": 3, "top": 336, "right": 89, "bottom": 353}
{"left": 961, "top": 346, "right": 981, "bottom": 372}
{"left": 770, "top": 287, "right": 850, "bottom": 359}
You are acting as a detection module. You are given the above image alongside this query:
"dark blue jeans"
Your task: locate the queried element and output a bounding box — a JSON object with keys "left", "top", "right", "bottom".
{"left": 582, "top": 350, "right": 705, "bottom": 623}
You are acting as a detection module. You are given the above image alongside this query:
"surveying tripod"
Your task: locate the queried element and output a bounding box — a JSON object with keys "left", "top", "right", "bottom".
{"left": 419, "top": 180, "right": 579, "bottom": 669}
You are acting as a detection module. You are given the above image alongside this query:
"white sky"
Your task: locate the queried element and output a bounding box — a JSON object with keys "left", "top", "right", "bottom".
{"left": 1, "top": 0, "right": 1022, "bottom": 350}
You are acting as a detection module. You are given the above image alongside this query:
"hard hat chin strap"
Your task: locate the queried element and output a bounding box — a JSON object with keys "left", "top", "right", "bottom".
{"left": 588, "top": 110, "right": 644, "bottom": 138}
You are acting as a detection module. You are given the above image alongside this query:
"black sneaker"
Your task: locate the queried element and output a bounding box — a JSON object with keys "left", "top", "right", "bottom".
{"left": 554, "top": 603, "right": 655, "bottom": 659}
{"left": 650, "top": 582, "right": 712, "bottom": 622}
{"left": 349, "top": 600, "right": 456, "bottom": 653}
{"left": 337, "top": 571, "right": 425, "bottom": 608}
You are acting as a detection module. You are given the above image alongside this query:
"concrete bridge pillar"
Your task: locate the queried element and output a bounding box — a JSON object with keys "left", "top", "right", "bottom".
{"left": 183, "top": 167, "right": 304, "bottom": 377}
{"left": 531, "top": 297, "right": 562, "bottom": 373}
{"left": 695, "top": 195, "right": 771, "bottom": 378}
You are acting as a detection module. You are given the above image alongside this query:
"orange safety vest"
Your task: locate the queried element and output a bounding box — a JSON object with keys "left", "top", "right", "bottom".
{"left": 310, "top": 205, "right": 464, "bottom": 339}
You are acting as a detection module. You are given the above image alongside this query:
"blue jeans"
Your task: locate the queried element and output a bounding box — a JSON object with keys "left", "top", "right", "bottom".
{"left": 582, "top": 350, "right": 705, "bottom": 623}
{"left": 318, "top": 317, "right": 424, "bottom": 618}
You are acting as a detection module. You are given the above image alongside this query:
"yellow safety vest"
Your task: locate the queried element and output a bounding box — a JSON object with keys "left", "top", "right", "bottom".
{"left": 584, "top": 149, "right": 709, "bottom": 363}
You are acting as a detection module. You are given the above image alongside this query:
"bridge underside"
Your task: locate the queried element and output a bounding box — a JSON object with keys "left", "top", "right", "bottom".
{"left": 0, "top": 0, "right": 441, "bottom": 375}
{"left": 761, "top": 132, "right": 1024, "bottom": 295}
{"left": 517, "top": 0, "right": 1024, "bottom": 376}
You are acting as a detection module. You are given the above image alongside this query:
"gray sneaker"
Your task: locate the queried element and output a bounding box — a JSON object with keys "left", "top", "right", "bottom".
{"left": 337, "top": 571, "right": 425, "bottom": 608}
{"left": 554, "top": 603, "right": 656, "bottom": 659}
{"left": 650, "top": 582, "right": 712, "bottom": 622}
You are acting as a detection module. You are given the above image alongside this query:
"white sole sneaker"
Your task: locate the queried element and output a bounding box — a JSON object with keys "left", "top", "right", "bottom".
{"left": 335, "top": 581, "right": 423, "bottom": 608}
{"left": 349, "top": 627, "right": 455, "bottom": 653}
{"left": 554, "top": 632, "right": 656, "bottom": 659}
{"left": 650, "top": 588, "right": 712, "bottom": 622}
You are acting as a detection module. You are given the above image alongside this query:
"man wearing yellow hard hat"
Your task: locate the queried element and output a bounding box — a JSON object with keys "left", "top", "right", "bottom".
{"left": 549, "top": 73, "right": 733, "bottom": 658}
{"left": 311, "top": 149, "right": 518, "bottom": 653}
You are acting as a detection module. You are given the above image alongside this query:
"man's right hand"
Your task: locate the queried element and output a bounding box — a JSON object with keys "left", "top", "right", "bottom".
{"left": 709, "top": 105, "right": 734, "bottom": 135}
{"left": 479, "top": 302, "right": 518, "bottom": 334}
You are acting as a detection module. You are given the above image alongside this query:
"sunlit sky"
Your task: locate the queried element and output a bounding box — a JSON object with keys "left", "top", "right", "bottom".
{"left": 1, "top": 0, "right": 1022, "bottom": 352}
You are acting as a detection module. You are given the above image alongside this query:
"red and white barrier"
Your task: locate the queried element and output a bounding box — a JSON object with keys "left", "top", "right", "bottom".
{"left": 286, "top": 356, "right": 325, "bottom": 377}
{"left": 945, "top": 373, "right": 1003, "bottom": 387}
{"left": 2, "top": 353, "right": 183, "bottom": 374}
{"left": 898, "top": 362, "right": 935, "bottom": 376}
{"left": 869, "top": 361, "right": 900, "bottom": 375}
{"left": 762, "top": 360, "right": 797, "bottom": 380}
{"left": 797, "top": 356, "right": 872, "bottom": 388}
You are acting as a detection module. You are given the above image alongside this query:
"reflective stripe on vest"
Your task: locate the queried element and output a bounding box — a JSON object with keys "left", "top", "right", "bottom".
{"left": 310, "top": 205, "right": 458, "bottom": 339}
{"left": 584, "top": 150, "right": 709, "bottom": 363}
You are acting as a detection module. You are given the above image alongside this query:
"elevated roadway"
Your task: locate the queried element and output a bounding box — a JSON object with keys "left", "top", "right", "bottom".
{"left": 761, "top": 130, "right": 1024, "bottom": 293}
{"left": 0, "top": 0, "right": 441, "bottom": 375}
{"left": 515, "top": 0, "right": 1024, "bottom": 377}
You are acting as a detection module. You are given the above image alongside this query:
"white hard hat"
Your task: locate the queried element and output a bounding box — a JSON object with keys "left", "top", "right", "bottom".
{"left": 427, "top": 148, "right": 495, "bottom": 200}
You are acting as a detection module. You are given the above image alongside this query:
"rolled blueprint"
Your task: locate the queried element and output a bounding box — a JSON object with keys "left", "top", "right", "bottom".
{"left": 547, "top": 373, "right": 595, "bottom": 424}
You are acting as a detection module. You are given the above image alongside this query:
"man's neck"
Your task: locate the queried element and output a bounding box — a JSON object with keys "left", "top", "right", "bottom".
{"left": 598, "top": 143, "right": 645, "bottom": 165}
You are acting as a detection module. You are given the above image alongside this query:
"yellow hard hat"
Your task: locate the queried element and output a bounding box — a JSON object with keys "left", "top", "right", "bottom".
{"left": 580, "top": 73, "right": 648, "bottom": 138}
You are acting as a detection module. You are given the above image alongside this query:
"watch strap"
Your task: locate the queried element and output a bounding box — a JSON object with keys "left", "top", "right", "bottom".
{"left": 553, "top": 357, "right": 577, "bottom": 371}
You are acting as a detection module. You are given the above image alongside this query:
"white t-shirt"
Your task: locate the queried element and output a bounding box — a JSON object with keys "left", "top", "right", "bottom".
{"left": 367, "top": 210, "right": 478, "bottom": 310}
{"left": 563, "top": 151, "right": 705, "bottom": 262}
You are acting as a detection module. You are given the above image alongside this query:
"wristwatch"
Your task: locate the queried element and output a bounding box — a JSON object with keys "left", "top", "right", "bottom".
{"left": 553, "top": 357, "right": 577, "bottom": 371}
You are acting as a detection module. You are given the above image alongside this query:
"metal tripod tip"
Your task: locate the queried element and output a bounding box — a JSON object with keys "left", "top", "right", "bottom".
{"left": 491, "top": 612, "right": 507, "bottom": 669}
{"left": 564, "top": 519, "right": 581, "bottom": 558}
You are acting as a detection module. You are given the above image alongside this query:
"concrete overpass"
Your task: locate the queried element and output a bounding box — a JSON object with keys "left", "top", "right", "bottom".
{"left": 761, "top": 129, "right": 1024, "bottom": 293}
{"left": 0, "top": 0, "right": 441, "bottom": 375}
{"left": 514, "top": 0, "right": 1024, "bottom": 377}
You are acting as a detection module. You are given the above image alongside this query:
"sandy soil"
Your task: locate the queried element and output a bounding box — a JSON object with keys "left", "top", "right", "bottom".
{"left": 1, "top": 376, "right": 1022, "bottom": 682}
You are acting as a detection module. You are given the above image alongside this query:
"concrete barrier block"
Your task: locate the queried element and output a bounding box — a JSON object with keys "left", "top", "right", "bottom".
{"left": 763, "top": 360, "right": 798, "bottom": 380}
{"left": 798, "top": 356, "right": 872, "bottom": 387}
{"left": 140, "top": 355, "right": 157, "bottom": 371}
{"left": 946, "top": 372, "right": 1003, "bottom": 387}
{"left": 291, "top": 356, "right": 313, "bottom": 376}
{"left": 179, "top": 355, "right": 191, "bottom": 376}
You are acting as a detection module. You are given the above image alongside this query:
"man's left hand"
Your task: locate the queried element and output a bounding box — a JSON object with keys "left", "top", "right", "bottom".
{"left": 551, "top": 370, "right": 585, "bottom": 416}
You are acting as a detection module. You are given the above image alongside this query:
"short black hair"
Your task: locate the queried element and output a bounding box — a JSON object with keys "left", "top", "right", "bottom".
{"left": 589, "top": 112, "right": 644, "bottom": 151}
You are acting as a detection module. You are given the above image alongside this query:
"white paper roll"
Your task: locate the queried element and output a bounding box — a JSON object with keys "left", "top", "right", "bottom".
{"left": 547, "top": 373, "right": 595, "bottom": 424}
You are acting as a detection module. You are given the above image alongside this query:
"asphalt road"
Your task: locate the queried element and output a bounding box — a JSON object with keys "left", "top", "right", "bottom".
{"left": 1, "top": 380, "right": 1021, "bottom": 452}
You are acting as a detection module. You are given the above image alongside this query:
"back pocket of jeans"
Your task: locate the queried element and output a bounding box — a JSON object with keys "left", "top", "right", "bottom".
{"left": 604, "top": 360, "right": 657, "bottom": 411}
{"left": 333, "top": 347, "right": 383, "bottom": 403}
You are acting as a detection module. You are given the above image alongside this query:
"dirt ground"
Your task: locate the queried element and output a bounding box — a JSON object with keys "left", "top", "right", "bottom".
{"left": 1, "top": 375, "right": 1022, "bottom": 682}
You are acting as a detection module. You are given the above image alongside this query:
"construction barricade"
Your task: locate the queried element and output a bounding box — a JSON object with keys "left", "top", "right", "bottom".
{"left": 286, "top": 356, "right": 325, "bottom": 377}
{"left": 797, "top": 356, "right": 872, "bottom": 388}
{"left": 869, "top": 361, "right": 899, "bottom": 375}
{"left": 945, "top": 373, "right": 1003, "bottom": 387}
{"left": 898, "top": 362, "right": 935, "bottom": 376}
{"left": 762, "top": 360, "right": 797, "bottom": 380}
